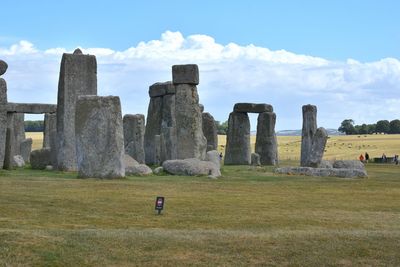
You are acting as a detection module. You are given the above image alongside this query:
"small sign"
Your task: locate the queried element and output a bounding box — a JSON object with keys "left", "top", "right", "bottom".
{"left": 155, "top": 196, "right": 164, "bottom": 215}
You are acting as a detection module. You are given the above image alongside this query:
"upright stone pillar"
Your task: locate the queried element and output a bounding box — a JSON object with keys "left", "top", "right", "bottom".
{"left": 56, "top": 48, "right": 97, "bottom": 171}
{"left": 301, "top": 105, "right": 328, "bottom": 167}
{"left": 255, "top": 112, "right": 278, "bottom": 165}
{"left": 43, "top": 113, "right": 57, "bottom": 166}
{"left": 160, "top": 93, "right": 177, "bottom": 162}
{"left": 13, "top": 113, "right": 25, "bottom": 155}
{"left": 202, "top": 112, "right": 218, "bottom": 151}
{"left": 123, "top": 114, "right": 145, "bottom": 163}
{"left": 144, "top": 96, "right": 162, "bottom": 165}
{"left": 301, "top": 105, "right": 317, "bottom": 166}
{"left": 3, "top": 128, "right": 15, "bottom": 169}
{"left": 224, "top": 112, "right": 251, "bottom": 165}
{"left": 173, "top": 65, "right": 206, "bottom": 160}
{"left": 20, "top": 138, "right": 32, "bottom": 163}
{"left": 75, "top": 96, "right": 124, "bottom": 178}
{"left": 0, "top": 61, "right": 8, "bottom": 169}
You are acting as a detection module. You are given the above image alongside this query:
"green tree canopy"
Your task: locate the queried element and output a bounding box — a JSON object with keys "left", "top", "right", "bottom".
{"left": 376, "top": 120, "right": 390, "bottom": 134}
{"left": 389, "top": 119, "right": 400, "bottom": 134}
{"left": 338, "top": 119, "right": 356, "bottom": 135}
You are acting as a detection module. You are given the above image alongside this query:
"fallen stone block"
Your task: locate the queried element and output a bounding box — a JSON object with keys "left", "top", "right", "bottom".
{"left": 162, "top": 158, "right": 221, "bottom": 178}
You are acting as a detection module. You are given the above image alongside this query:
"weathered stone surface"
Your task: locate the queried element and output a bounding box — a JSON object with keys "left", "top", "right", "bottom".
{"left": 206, "top": 150, "right": 221, "bottom": 169}
{"left": 301, "top": 105, "right": 317, "bottom": 166}
{"left": 160, "top": 94, "right": 177, "bottom": 162}
{"left": 275, "top": 166, "right": 367, "bottom": 178}
{"left": 149, "top": 81, "right": 175, "bottom": 98}
{"left": 123, "top": 114, "right": 145, "bottom": 163}
{"left": 224, "top": 112, "right": 251, "bottom": 165}
{"left": 319, "top": 160, "right": 333, "bottom": 169}
{"left": 233, "top": 103, "right": 273, "bottom": 113}
{"left": 333, "top": 160, "right": 366, "bottom": 171}
{"left": 160, "top": 127, "right": 177, "bottom": 162}
{"left": 6, "top": 103, "right": 57, "bottom": 114}
{"left": 144, "top": 97, "right": 162, "bottom": 164}
{"left": 199, "top": 104, "right": 204, "bottom": 113}
{"left": 3, "top": 128, "right": 15, "bottom": 169}
{"left": 124, "top": 154, "right": 139, "bottom": 168}
{"left": 202, "top": 112, "right": 218, "bottom": 152}
{"left": 0, "top": 60, "right": 7, "bottom": 76}
{"left": 126, "top": 164, "right": 153, "bottom": 176}
{"left": 20, "top": 138, "right": 32, "bottom": 163}
{"left": 45, "top": 165, "right": 54, "bottom": 171}
{"left": 30, "top": 148, "right": 52, "bottom": 170}
{"left": 43, "top": 113, "right": 57, "bottom": 166}
{"left": 307, "top": 127, "right": 328, "bottom": 167}
{"left": 13, "top": 113, "right": 25, "bottom": 155}
{"left": 43, "top": 113, "right": 56, "bottom": 148}
{"left": 0, "top": 78, "right": 7, "bottom": 168}
{"left": 172, "top": 64, "right": 199, "bottom": 85}
{"left": 175, "top": 84, "right": 206, "bottom": 160}
{"left": 255, "top": 112, "right": 278, "bottom": 165}
{"left": 75, "top": 96, "right": 124, "bottom": 178}
{"left": 154, "top": 135, "right": 161, "bottom": 165}
{"left": 13, "top": 155, "right": 25, "bottom": 167}
{"left": 57, "top": 50, "right": 97, "bottom": 171}
{"left": 162, "top": 158, "right": 220, "bottom": 177}
{"left": 251, "top": 153, "right": 261, "bottom": 166}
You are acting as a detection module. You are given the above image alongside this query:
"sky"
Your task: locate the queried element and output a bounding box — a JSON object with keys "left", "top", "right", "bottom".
{"left": 1, "top": 0, "right": 399, "bottom": 130}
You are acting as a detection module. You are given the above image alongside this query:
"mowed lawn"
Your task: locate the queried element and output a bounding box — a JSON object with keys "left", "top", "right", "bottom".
{"left": 0, "top": 133, "right": 397, "bottom": 266}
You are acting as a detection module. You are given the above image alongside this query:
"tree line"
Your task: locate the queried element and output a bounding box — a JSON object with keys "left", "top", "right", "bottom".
{"left": 25, "top": 120, "right": 44, "bottom": 132}
{"left": 338, "top": 119, "right": 400, "bottom": 135}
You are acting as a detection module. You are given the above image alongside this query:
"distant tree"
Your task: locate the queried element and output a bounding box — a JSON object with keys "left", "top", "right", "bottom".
{"left": 215, "top": 120, "right": 228, "bottom": 135}
{"left": 24, "top": 120, "right": 44, "bottom": 132}
{"left": 338, "top": 119, "right": 356, "bottom": 135}
{"left": 389, "top": 119, "right": 400, "bottom": 134}
{"left": 366, "top": 124, "right": 376, "bottom": 134}
{"left": 358, "top": 124, "right": 369, "bottom": 134}
{"left": 376, "top": 120, "right": 390, "bottom": 134}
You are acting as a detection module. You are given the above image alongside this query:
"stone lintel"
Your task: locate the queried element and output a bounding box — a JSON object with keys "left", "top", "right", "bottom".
{"left": 6, "top": 103, "right": 57, "bottom": 114}
{"left": 233, "top": 103, "right": 273, "bottom": 113}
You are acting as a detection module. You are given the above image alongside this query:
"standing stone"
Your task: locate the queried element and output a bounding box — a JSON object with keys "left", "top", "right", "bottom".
{"left": 160, "top": 127, "right": 177, "bottom": 163}
{"left": 12, "top": 113, "right": 25, "bottom": 155}
{"left": 0, "top": 60, "right": 7, "bottom": 76}
{"left": 301, "top": 105, "right": 328, "bottom": 167}
{"left": 160, "top": 93, "right": 177, "bottom": 162}
{"left": 224, "top": 112, "right": 251, "bottom": 165}
{"left": 174, "top": 84, "right": 207, "bottom": 160}
{"left": 43, "top": 113, "right": 56, "bottom": 148}
{"left": 154, "top": 135, "right": 161, "bottom": 165}
{"left": 144, "top": 96, "right": 162, "bottom": 165}
{"left": 255, "top": 112, "right": 278, "bottom": 165}
{"left": 0, "top": 78, "right": 7, "bottom": 168}
{"left": 308, "top": 128, "right": 328, "bottom": 167}
{"left": 123, "top": 114, "right": 145, "bottom": 164}
{"left": 301, "top": 105, "right": 317, "bottom": 167}
{"left": 20, "top": 138, "right": 32, "bottom": 163}
{"left": 56, "top": 49, "right": 97, "bottom": 171}
{"left": 3, "top": 128, "right": 15, "bottom": 169}
{"left": 43, "top": 113, "right": 57, "bottom": 166}
{"left": 75, "top": 96, "right": 124, "bottom": 178}
{"left": 202, "top": 112, "right": 218, "bottom": 151}
{"left": 30, "top": 148, "right": 52, "bottom": 170}
{"left": 251, "top": 153, "right": 261, "bottom": 166}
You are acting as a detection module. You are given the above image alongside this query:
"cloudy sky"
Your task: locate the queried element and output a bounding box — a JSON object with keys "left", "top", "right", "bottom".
{"left": 1, "top": 0, "right": 399, "bottom": 130}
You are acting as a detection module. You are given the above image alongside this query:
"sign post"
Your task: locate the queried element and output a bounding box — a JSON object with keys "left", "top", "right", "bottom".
{"left": 155, "top": 196, "right": 164, "bottom": 215}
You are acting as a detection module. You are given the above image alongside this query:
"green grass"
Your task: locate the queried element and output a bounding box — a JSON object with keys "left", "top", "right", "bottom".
{"left": 1, "top": 163, "right": 400, "bottom": 266}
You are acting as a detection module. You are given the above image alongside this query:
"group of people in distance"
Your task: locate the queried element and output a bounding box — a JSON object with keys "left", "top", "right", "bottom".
{"left": 359, "top": 152, "right": 399, "bottom": 165}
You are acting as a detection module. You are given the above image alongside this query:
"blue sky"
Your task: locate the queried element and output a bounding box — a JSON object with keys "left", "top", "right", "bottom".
{"left": 1, "top": 0, "right": 400, "bottom": 130}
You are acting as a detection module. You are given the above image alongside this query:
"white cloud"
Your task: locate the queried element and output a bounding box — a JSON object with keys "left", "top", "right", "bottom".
{"left": 0, "top": 31, "right": 399, "bottom": 130}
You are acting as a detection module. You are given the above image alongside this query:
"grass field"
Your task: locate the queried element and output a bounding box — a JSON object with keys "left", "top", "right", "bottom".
{"left": 1, "top": 163, "right": 399, "bottom": 266}
{"left": 1, "top": 132, "right": 396, "bottom": 265}
{"left": 218, "top": 134, "right": 400, "bottom": 161}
